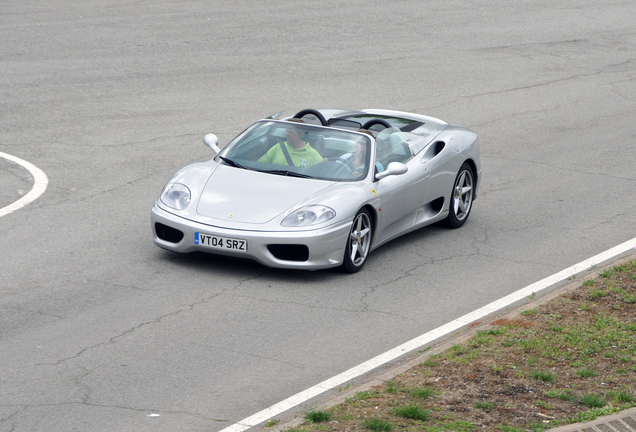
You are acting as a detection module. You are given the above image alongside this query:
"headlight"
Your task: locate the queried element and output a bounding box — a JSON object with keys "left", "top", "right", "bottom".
{"left": 281, "top": 205, "right": 336, "bottom": 227}
{"left": 160, "top": 183, "right": 191, "bottom": 210}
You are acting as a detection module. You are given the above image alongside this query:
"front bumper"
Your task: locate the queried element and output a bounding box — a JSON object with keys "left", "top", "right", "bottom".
{"left": 151, "top": 204, "right": 353, "bottom": 270}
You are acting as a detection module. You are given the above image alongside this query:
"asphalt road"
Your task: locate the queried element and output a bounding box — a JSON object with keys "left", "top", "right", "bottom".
{"left": 1, "top": 1, "right": 635, "bottom": 431}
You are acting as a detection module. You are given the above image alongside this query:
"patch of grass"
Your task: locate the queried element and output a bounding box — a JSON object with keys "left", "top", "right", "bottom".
{"left": 443, "top": 420, "right": 477, "bottom": 431}
{"left": 501, "top": 338, "right": 518, "bottom": 347}
{"left": 384, "top": 381, "right": 399, "bottom": 394}
{"left": 529, "top": 370, "right": 557, "bottom": 382}
{"left": 610, "top": 391, "right": 635, "bottom": 404}
{"left": 587, "top": 288, "right": 606, "bottom": 299}
{"left": 410, "top": 386, "right": 439, "bottom": 399}
{"left": 363, "top": 419, "right": 394, "bottom": 432}
{"left": 469, "top": 332, "right": 492, "bottom": 347}
{"left": 613, "top": 260, "right": 636, "bottom": 273}
{"left": 421, "top": 354, "right": 441, "bottom": 367}
{"left": 580, "top": 393, "right": 606, "bottom": 408}
{"left": 544, "top": 389, "right": 575, "bottom": 401}
{"left": 394, "top": 404, "right": 430, "bottom": 420}
{"left": 575, "top": 368, "right": 597, "bottom": 377}
{"left": 474, "top": 401, "right": 493, "bottom": 410}
{"left": 594, "top": 314, "right": 614, "bottom": 329}
{"left": 453, "top": 349, "right": 480, "bottom": 363}
{"left": 529, "top": 422, "right": 549, "bottom": 432}
{"left": 521, "top": 309, "right": 538, "bottom": 316}
{"left": 567, "top": 405, "right": 620, "bottom": 423}
{"left": 582, "top": 278, "right": 597, "bottom": 287}
{"left": 346, "top": 391, "right": 380, "bottom": 403}
{"left": 496, "top": 426, "right": 525, "bottom": 432}
{"left": 304, "top": 411, "right": 332, "bottom": 423}
{"left": 535, "top": 399, "right": 554, "bottom": 410}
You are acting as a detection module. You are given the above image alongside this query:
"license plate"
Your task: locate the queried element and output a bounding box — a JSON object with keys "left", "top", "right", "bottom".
{"left": 195, "top": 232, "right": 247, "bottom": 252}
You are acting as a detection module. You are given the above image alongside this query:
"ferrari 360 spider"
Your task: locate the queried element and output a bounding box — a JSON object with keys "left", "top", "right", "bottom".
{"left": 151, "top": 108, "right": 481, "bottom": 273}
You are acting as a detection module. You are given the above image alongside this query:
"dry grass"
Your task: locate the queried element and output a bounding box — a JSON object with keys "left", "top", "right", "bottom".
{"left": 284, "top": 259, "right": 636, "bottom": 432}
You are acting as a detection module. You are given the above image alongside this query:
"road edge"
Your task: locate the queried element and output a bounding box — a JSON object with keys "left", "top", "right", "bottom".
{"left": 262, "top": 250, "right": 636, "bottom": 432}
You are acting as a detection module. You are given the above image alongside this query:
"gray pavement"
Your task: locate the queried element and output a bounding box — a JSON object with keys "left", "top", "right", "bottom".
{"left": 2, "top": 1, "right": 636, "bottom": 431}
{"left": 0, "top": 157, "right": 31, "bottom": 209}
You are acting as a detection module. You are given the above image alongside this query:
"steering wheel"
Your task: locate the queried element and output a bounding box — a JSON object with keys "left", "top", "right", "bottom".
{"left": 362, "top": 119, "right": 392, "bottom": 130}
{"left": 293, "top": 109, "right": 328, "bottom": 126}
{"left": 326, "top": 157, "right": 352, "bottom": 173}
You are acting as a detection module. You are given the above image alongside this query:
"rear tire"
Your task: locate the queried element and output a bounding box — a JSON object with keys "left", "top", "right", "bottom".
{"left": 341, "top": 209, "right": 373, "bottom": 273}
{"left": 444, "top": 162, "right": 474, "bottom": 228}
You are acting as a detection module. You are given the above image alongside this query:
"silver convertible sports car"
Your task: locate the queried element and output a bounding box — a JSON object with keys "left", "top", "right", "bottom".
{"left": 151, "top": 109, "right": 481, "bottom": 273}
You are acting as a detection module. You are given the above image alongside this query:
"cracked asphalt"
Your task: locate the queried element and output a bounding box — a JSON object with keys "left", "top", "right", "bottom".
{"left": 1, "top": 0, "right": 635, "bottom": 431}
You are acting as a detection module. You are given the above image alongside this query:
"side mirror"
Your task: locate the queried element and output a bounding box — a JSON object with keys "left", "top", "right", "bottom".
{"left": 375, "top": 162, "right": 408, "bottom": 180}
{"left": 265, "top": 111, "right": 285, "bottom": 120}
{"left": 203, "top": 134, "right": 221, "bottom": 154}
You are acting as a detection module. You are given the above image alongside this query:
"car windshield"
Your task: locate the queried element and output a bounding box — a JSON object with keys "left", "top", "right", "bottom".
{"left": 217, "top": 120, "right": 373, "bottom": 181}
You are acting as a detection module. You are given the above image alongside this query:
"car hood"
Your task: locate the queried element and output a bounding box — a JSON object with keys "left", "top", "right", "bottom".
{"left": 196, "top": 165, "right": 335, "bottom": 224}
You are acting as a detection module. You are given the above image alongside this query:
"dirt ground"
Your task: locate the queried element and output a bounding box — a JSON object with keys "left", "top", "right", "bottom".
{"left": 288, "top": 259, "right": 636, "bottom": 432}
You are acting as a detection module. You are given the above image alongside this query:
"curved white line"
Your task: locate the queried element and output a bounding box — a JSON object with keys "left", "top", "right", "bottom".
{"left": 220, "top": 236, "right": 636, "bottom": 432}
{"left": 0, "top": 152, "right": 49, "bottom": 218}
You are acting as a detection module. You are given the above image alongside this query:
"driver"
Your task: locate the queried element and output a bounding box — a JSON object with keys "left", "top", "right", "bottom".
{"left": 258, "top": 119, "right": 324, "bottom": 168}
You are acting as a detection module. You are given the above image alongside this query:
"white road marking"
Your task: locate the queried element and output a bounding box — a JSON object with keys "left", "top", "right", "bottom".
{"left": 0, "top": 152, "right": 49, "bottom": 218}
{"left": 220, "top": 236, "right": 636, "bottom": 432}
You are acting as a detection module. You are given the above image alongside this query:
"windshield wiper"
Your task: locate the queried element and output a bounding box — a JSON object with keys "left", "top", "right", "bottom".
{"left": 219, "top": 156, "right": 246, "bottom": 169}
{"left": 261, "top": 169, "right": 313, "bottom": 179}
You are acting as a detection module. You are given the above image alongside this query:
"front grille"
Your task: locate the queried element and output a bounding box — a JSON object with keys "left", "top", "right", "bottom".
{"left": 155, "top": 223, "right": 184, "bottom": 244}
{"left": 267, "top": 244, "right": 309, "bottom": 262}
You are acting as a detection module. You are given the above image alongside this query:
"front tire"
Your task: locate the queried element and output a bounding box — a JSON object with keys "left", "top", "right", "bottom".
{"left": 444, "top": 162, "right": 474, "bottom": 228}
{"left": 341, "top": 209, "right": 373, "bottom": 273}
